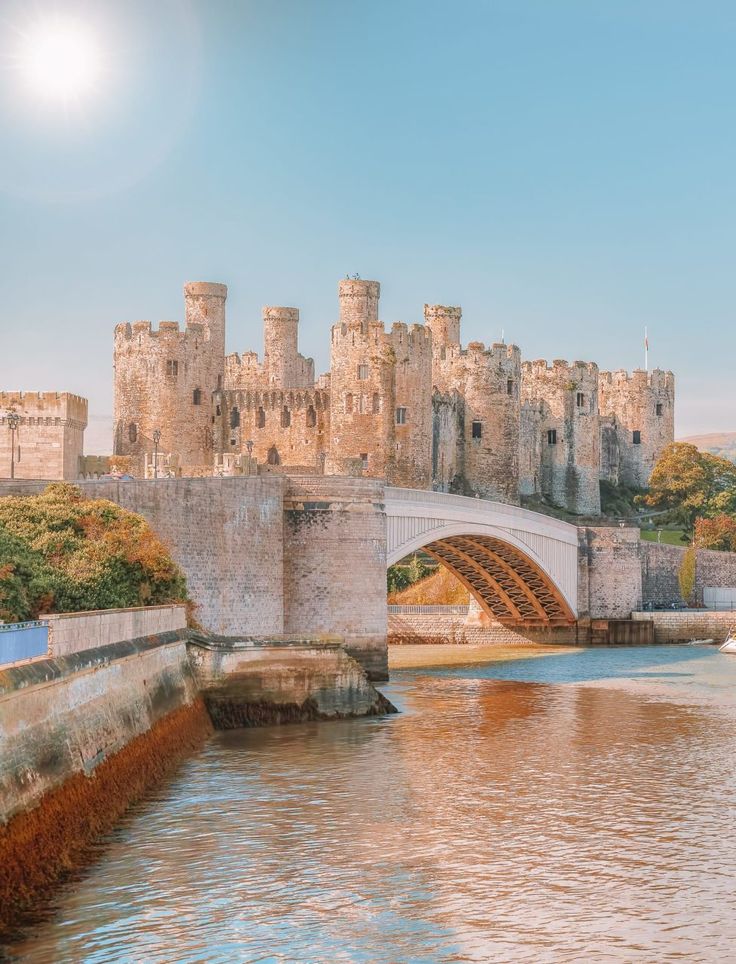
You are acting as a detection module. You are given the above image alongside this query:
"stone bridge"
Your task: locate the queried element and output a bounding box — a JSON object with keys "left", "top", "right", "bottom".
{"left": 385, "top": 488, "right": 578, "bottom": 626}
{"left": 1, "top": 475, "right": 647, "bottom": 681}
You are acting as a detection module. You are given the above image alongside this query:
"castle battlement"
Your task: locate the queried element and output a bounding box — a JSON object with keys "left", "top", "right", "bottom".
{"left": 599, "top": 368, "right": 675, "bottom": 392}
{"left": 1, "top": 391, "right": 88, "bottom": 425}
{"left": 114, "top": 320, "right": 206, "bottom": 343}
{"left": 522, "top": 358, "right": 599, "bottom": 377}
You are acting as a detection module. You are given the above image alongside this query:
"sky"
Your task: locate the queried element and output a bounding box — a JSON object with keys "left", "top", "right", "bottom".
{"left": 1, "top": 0, "right": 735, "bottom": 443}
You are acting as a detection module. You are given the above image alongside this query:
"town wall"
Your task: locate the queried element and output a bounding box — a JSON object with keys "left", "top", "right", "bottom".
{"left": 630, "top": 609, "right": 736, "bottom": 643}
{"left": 0, "top": 392, "right": 87, "bottom": 481}
{"left": 521, "top": 360, "right": 601, "bottom": 515}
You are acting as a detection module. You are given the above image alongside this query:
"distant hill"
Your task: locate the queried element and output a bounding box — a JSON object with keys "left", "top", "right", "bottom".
{"left": 680, "top": 432, "right": 736, "bottom": 463}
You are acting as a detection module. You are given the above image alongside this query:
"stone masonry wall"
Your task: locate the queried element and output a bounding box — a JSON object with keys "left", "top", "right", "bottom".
{"left": 578, "top": 526, "right": 643, "bottom": 617}
{"left": 283, "top": 476, "right": 388, "bottom": 680}
{"left": 521, "top": 360, "right": 601, "bottom": 515}
{"left": 214, "top": 387, "right": 329, "bottom": 471}
{"left": 0, "top": 392, "right": 87, "bottom": 481}
{"left": 641, "top": 541, "right": 736, "bottom": 607}
{"left": 113, "top": 282, "right": 226, "bottom": 475}
{"left": 598, "top": 369, "right": 675, "bottom": 488}
{"left": 631, "top": 610, "right": 736, "bottom": 643}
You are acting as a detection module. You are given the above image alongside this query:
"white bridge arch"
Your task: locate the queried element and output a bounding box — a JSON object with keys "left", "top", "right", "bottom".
{"left": 385, "top": 488, "right": 579, "bottom": 626}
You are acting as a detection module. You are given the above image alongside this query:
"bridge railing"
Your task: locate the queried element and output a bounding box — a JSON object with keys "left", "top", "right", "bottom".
{"left": 388, "top": 605, "right": 469, "bottom": 615}
{"left": 0, "top": 620, "right": 49, "bottom": 667}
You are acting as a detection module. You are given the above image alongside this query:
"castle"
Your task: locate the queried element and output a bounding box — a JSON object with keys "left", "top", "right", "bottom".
{"left": 113, "top": 278, "right": 675, "bottom": 514}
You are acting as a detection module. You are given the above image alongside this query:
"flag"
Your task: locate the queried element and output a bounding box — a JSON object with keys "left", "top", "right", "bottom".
{"left": 644, "top": 329, "right": 649, "bottom": 351}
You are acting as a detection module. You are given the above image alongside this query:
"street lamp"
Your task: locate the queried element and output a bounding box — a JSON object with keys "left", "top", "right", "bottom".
{"left": 152, "top": 428, "right": 161, "bottom": 480}
{"left": 6, "top": 411, "right": 20, "bottom": 480}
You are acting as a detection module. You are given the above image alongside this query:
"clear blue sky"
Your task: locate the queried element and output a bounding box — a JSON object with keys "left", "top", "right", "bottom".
{"left": 1, "top": 0, "right": 734, "bottom": 439}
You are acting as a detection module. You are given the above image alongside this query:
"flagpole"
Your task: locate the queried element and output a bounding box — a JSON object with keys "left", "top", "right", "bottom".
{"left": 644, "top": 326, "right": 648, "bottom": 372}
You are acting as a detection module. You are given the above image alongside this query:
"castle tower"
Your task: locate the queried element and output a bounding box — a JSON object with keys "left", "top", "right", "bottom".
{"left": 263, "top": 307, "right": 299, "bottom": 386}
{"left": 598, "top": 369, "right": 675, "bottom": 488}
{"left": 521, "top": 360, "right": 601, "bottom": 515}
{"left": 424, "top": 304, "right": 462, "bottom": 393}
{"left": 338, "top": 279, "right": 380, "bottom": 324}
{"left": 114, "top": 282, "right": 227, "bottom": 475}
{"left": 327, "top": 279, "right": 432, "bottom": 486}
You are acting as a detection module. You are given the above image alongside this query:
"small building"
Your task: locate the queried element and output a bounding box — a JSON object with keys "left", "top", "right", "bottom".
{"left": 0, "top": 392, "right": 88, "bottom": 481}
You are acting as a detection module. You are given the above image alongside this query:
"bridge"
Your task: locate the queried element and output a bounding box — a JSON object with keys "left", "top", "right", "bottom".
{"left": 2, "top": 474, "right": 642, "bottom": 680}
{"left": 385, "top": 488, "right": 579, "bottom": 627}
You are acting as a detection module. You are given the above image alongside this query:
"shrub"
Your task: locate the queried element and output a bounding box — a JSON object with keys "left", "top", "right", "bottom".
{"left": 0, "top": 484, "right": 188, "bottom": 622}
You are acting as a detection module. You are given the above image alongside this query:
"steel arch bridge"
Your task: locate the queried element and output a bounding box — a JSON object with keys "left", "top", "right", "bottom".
{"left": 385, "top": 488, "right": 579, "bottom": 627}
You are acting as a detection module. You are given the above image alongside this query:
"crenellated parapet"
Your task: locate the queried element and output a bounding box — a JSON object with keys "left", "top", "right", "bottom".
{"left": 0, "top": 392, "right": 88, "bottom": 480}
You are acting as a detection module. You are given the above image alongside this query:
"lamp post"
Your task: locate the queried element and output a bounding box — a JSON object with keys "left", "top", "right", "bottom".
{"left": 6, "top": 411, "right": 20, "bottom": 480}
{"left": 152, "top": 428, "right": 161, "bottom": 480}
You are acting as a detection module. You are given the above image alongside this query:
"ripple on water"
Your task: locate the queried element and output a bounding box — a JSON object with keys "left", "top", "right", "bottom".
{"left": 6, "top": 646, "right": 736, "bottom": 963}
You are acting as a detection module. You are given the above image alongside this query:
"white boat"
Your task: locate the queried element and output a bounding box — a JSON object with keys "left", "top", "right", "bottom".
{"left": 719, "top": 630, "right": 736, "bottom": 654}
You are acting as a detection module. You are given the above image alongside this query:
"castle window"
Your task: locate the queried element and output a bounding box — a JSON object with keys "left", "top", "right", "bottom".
{"left": 256, "top": 406, "right": 266, "bottom": 428}
{"left": 230, "top": 407, "right": 240, "bottom": 429}
{"left": 345, "top": 393, "right": 354, "bottom": 414}
{"left": 230, "top": 438, "right": 237, "bottom": 446}
{"left": 471, "top": 421, "right": 482, "bottom": 440}
{"left": 372, "top": 393, "right": 381, "bottom": 414}
{"left": 360, "top": 453, "right": 369, "bottom": 470}
{"left": 507, "top": 379, "right": 514, "bottom": 396}
{"left": 306, "top": 405, "right": 316, "bottom": 427}
{"left": 267, "top": 446, "right": 280, "bottom": 465}
{"left": 281, "top": 407, "right": 291, "bottom": 428}
{"left": 547, "top": 429, "right": 557, "bottom": 445}
{"left": 128, "top": 423, "right": 138, "bottom": 443}
{"left": 576, "top": 392, "right": 585, "bottom": 408}
{"left": 193, "top": 388, "right": 202, "bottom": 406}
{"left": 396, "top": 407, "right": 407, "bottom": 425}
{"left": 215, "top": 404, "right": 221, "bottom": 417}
{"left": 357, "top": 364, "right": 369, "bottom": 380}
{"left": 656, "top": 403, "right": 663, "bottom": 416}
{"left": 633, "top": 430, "right": 642, "bottom": 445}
{"left": 166, "top": 359, "right": 178, "bottom": 377}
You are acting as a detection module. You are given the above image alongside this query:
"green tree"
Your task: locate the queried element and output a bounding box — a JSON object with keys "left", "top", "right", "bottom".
{"left": 641, "top": 443, "right": 736, "bottom": 533}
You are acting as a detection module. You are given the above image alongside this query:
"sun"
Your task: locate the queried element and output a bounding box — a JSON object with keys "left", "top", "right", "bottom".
{"left": 17, "top": 17, "right": 103, "bottom": 104}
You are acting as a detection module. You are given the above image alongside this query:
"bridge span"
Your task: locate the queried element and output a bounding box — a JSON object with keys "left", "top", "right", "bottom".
{"left": 385, "top": 488, "right": 579, "bottom": 627}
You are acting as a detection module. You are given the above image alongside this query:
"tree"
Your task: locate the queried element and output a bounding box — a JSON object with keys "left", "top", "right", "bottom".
{"left": 678, "top": 547, "right": 696, "bottom": 605}
{"left": 694, "top": 514, "right": 736, "bottom": 552}
{"left": 641, "top": 443, "right": 736, "bottom": 532}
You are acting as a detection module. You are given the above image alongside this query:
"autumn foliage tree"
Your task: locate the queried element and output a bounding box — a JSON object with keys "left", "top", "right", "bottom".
{"left": 641, "top": 443, "right": 736, "bottom": 533}
{"left": 693, "top": 514, "right": 736, "bottom": 552}
{"left": 0, "top": 483, "right": 188, "bottom": 622}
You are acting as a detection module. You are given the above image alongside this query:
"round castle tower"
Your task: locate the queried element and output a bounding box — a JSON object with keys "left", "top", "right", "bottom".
{"left": 424, "top": 304, "right": 462, "bottom": 393}
{"left": 113, "top": 282, "right": 227, "bottom": 475}
{"left": 598, "top": 368, "right": 675, "bottom": 488}
{"left": 520, "top": 359, "right": 601, "bottom": 515}
{"left": 327, "top": 279, "right": 432, "bottom": 487}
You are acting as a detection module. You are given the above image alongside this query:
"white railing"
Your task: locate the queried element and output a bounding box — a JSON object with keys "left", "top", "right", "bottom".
{"left": 388, "top": 605, "right": 469, "bottom": 615}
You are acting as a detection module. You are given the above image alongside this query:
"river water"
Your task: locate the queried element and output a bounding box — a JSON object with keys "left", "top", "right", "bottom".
{"left": 6, "top": 645, "right": 736, "bottom": 963}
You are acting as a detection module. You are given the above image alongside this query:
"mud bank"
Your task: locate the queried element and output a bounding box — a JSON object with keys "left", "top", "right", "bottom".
{"left": 0, "top": 698, "right": 212, "bottom": 940}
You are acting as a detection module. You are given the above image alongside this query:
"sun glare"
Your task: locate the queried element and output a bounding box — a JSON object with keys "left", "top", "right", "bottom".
{"left": 17, "top": 18, "right": 103, "bottom": 104}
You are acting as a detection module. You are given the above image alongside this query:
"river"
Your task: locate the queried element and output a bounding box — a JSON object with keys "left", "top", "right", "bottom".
{"left": 6, "top": 645, "right": 736, "bottom": 963}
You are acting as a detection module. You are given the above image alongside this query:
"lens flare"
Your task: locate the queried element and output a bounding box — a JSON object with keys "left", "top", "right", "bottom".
{"left": 17, "top": 18, "right": 103, "bottom": 103}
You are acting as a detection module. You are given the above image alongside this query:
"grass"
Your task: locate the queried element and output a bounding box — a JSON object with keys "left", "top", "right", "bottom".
{"left": 640, "top": 529, "right": 689, "bottom": 546}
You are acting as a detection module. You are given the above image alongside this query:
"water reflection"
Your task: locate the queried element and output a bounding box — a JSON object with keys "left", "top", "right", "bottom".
{"left": 7, "top": 647, "right": 736, "bottom": 962}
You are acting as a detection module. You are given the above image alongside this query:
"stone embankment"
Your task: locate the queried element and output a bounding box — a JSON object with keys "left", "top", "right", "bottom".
{"left": 0, "top": 605, "right": 394, "bottom": 937}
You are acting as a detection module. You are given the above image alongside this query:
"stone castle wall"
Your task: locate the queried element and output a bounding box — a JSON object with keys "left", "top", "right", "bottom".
{"left": 109, "top": 276, "right": 675, "bottom": 511}
{"left": 113, "top": 283, "right": 227, "bottom": 476}
{"left": 521, "top": 360, "right": 602, "bottom": 515}
{"left": 0, "top": 392, "right": 87, "bottom": 480}
{"left": 599, "top": 369, "right": 675, "bottom": 488}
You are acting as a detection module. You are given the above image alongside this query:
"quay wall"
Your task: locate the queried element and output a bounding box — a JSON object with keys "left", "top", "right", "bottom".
{"left": 641, "top": 542, "right": 736, "bottom": 607}
{"left": 631, "top": 610, "right": 736, "bottom": 644}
